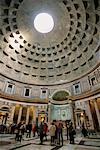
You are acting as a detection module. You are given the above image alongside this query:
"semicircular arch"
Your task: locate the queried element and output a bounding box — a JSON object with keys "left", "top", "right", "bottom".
{"left": 51, "top": 89, "right": 70, "bottom": 101}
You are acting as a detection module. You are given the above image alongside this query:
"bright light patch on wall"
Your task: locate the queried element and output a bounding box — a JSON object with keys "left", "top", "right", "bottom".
{"left": 34, "top": 13, "right": 54, "bottom": 33}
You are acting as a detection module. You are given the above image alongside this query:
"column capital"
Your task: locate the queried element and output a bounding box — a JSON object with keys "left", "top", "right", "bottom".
{"left": 92, "top": 98, "right": 97, "bottom": 103}
{"left": 95, "top": 98, "right": 97, "bottom": 101}
{"left": 19, "top": 104, "right": 23, "bottom": 107}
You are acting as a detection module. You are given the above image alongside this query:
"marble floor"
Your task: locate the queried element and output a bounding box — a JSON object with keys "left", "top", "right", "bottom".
{"left": 0, "top": 133, "right": 100, "bottom": 150}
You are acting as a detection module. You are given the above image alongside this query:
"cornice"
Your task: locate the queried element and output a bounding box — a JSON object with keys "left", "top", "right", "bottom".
{"left": 0, "top": 91, "right": 48, "bottom": 104}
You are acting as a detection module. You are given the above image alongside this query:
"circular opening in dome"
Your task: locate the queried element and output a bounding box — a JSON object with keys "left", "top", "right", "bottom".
{"left": 34, "top": 13, "right": 54, "bottom": 33}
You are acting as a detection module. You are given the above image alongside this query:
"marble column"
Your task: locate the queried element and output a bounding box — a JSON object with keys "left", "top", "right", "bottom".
{"left": 10, "top": 105, "right": 16, "bottom": 124}
{"left": 26, "top": 106, "right": 30, "bottom": 124}
{"left": 69, "top": 100, "right": 75, "bottom": 127}
{"left": 17, "top": 106, "right": 22, "bottom": 124}
{"left": 75, "top": 113, "right": 78, "bottom": 128}
{"left": 32, "top": 106, "right": 35, "bottom": 123}
{"left": 48, "top": 102, "right": 51, "bottom": 124}
{"left": 86, "top": 100, "right": 94, "bottom": 129}
{"left": 77, "top": 113, "right": 81, "bottom": 127}
{"left": 32, "top": 106, "right": 34, "bottom": 124}
{"left": 33, "top": 106, "right": 38, "bottom": 122}
{"left": 45, "top": 105, "right": 48, "bottom": 122}
{"left": 93, "top": 99, "right": 100, "bottom": 128}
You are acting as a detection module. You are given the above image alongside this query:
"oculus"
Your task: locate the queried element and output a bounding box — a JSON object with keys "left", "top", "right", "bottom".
{"left": 34, "top": 13, "right": 54, "bottom": 33}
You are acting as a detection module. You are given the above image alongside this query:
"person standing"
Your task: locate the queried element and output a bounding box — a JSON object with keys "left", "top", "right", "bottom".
{"left": 26, "top": 122, "right": 32, "bottom": 138}
{"left": 18, "top": 128, "right": 22, "bottom": 142}
{"left": 53, "top": 121, "right": 58, "bottom": 145}
{"left": 69, "top": 122, "right": 76, "bottom": 144}
{"left": 43, "top": 122, "right": 48, "bottom": 141}
{"left": 49, "top": 122, "right": 56, "bottom": 145}
{"left": 81, "top": 124, "right": 88, "bottom": 137}
{"left": 57, "top": 123, "right": 63, "bottom": 146}
{"left": 32, "top": 123, "right": 36, "bottom": 137}
{"left": 66, "top": 122, "right": 69, "bottom": 140}
{"left": 15, "top": 126, "right": 19, "bottom": 141}
{"left": 39, "top": 122, "right": 44, "bottom": 144}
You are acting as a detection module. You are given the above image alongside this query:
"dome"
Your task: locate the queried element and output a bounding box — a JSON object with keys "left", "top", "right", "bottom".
{"left": 0, "top": 0, "right": 99, "bottom": 85}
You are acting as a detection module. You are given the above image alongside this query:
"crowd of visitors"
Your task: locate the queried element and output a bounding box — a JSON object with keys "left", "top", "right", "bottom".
{"left": 49, "top": 121, "right": 76, "bottom": 145}
{"left": 0, "top": 120, "right": 90, "bottom": 145}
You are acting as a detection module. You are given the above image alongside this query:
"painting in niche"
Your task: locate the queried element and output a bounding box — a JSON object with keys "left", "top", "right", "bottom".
{"left": 51, "top": 104, "right": 72, "bottom": 121}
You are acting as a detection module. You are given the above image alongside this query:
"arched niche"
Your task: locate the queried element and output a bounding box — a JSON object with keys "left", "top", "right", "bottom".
{"left": 52, "top": 90, "right": 70, "bottom": 101}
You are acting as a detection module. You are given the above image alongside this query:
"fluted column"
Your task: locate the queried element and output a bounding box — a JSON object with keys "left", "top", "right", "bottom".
{"left": 93, "top": 99, "right": 100, "bottom": 128}
{"left": 26, "top": 106, "right": 30, "bottom": 124}
{"left": 17, "top": 106, "right": 22, "bottom": 124}
{"left": 86, "top": 100, "right": 94, "bottom": 129}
